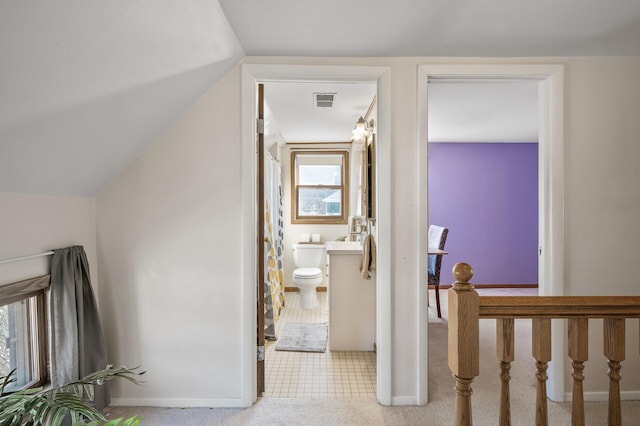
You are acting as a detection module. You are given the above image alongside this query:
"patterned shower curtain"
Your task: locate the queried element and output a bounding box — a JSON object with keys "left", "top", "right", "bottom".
{"left": 264, "top": 152, "right": 285, "bottom": 340}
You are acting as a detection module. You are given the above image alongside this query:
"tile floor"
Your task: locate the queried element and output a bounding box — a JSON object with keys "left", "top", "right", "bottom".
{"left": 265, "top": 287, "right": 535, "bottom": 398}
{"left": 264, "top": 291, "right": 377, "bottom": 398}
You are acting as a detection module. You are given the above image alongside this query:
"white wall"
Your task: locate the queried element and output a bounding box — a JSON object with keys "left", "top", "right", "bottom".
{"left": 96, "top": 67, "right": 244, "bottom": 406}
{"left": 95, "top": 55, "right": 640, "bottom": 405}
{"left": 561, "top": 57, "right": 640, "bottom": 396}
{"left": 0, "top": 192, "right": 97, "bottom": 288}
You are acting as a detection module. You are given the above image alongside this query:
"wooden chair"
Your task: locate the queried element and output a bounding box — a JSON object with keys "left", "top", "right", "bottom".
{"left": 428, "top": 225, "right": 449, "bottom": 318}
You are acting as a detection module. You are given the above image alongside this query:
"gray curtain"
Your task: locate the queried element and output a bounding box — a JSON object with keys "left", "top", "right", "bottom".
{"left": 49, "top": 245, "right": 109, "bottom": 409}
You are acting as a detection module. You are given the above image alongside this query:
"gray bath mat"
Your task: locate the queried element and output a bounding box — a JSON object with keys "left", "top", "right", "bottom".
{"left": 275, "top": 322, "right": 328, "bottom": 353}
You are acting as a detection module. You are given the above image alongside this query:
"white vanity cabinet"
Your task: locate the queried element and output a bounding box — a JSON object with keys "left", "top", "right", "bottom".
{"left": 326, "top": 243, "right": 376, "bottom": 351}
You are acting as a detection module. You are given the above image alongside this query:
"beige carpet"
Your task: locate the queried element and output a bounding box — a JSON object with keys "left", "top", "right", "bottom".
{"left": 106, "top": 289, "right": 640, "bottom": 425}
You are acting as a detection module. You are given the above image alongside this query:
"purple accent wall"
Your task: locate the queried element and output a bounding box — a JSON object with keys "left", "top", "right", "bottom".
{"left": 428, "top": 143, "right": 538, "bottom": 285}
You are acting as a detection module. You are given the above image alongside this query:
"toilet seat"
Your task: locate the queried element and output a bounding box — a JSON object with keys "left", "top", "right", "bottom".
{"left": 293, "top": 267, "right": 322, "bottom": 280}
{"left": 293, "top": 268, "right": 323, "bottom": 286}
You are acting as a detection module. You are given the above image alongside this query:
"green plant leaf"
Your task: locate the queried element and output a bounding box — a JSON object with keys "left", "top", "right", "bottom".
{"left": 0, "top": 369, "right": 17, "bottom": 396}
{"left": 0, "top": 366, "right": 144, "bottom": 425}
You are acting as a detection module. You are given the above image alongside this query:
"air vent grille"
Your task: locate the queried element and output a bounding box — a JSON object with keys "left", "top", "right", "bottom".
{"left": 313, "top": 92, "right": 336, "bottom": 108}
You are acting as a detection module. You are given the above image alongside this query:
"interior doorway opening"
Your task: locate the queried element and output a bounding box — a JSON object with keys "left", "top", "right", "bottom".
{"left": 259, "top": 80, "right": 378, "bottom": 399}
{"left": 417, "top": 64, "right": 565, "bottom": 404}
{"left": 240, "top": 64, "right": 392, "bottom": 406}
{"left": 427, "top": 78, "right": 540, "bottom": 295}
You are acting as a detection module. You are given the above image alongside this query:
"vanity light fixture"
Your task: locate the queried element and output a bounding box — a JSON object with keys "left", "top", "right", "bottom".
{"left": 351, "top": 116, "right": 373, "bottom": 142}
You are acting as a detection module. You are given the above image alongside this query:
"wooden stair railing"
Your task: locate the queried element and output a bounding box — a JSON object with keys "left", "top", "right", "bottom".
{"left": 448, "top": 262, "right": 640, "bottom": 426}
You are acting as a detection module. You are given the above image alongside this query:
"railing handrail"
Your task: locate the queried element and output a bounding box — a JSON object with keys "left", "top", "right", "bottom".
{"left": 448, "top": 263, "right": 637, "bottom": 425}
{"left": 479, "top": 295, "right": 640, "bottom": 318}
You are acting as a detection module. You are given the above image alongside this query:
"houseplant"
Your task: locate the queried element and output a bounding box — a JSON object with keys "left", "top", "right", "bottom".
{"left": 0, "top": 365, "right": 144, "bottom": 425}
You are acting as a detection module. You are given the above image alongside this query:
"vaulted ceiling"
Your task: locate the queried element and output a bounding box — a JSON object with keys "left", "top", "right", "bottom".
{"left": 218, "top": 0, "right": 640, "bottom": 57}
{"left": 2, "top": 0, "right": 640, "bottom": 196}
{"left": 0, "top": 1, "right": 244, "bottom": 196}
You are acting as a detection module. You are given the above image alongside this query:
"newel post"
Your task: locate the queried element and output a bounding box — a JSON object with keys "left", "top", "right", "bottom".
{"left": 448, "top": 263, "right": 479, "bottom": 426}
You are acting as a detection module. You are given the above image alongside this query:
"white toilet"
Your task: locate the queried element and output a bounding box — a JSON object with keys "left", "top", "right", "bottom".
{"left": 291, "top": 243, "right": 327, "bottom": 309}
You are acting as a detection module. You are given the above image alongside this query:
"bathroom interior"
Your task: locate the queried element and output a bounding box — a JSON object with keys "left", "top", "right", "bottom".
{"left": 261, "top": 80, "right": 378, "bottom": 398}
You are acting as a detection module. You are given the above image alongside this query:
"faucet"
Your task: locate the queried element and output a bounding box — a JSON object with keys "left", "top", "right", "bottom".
{"left": 350, "top": 223, "right": 368, "bottom": 243}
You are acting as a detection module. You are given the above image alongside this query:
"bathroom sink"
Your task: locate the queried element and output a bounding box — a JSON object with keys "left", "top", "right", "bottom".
{"left": 326, "top": 241, "right": 362, "bottom": 252}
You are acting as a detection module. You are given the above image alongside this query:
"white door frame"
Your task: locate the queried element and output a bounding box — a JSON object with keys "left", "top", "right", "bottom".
{"left": 416, "top": 64, "right": 565, "bottom": 402}
{"left": 240, "top": 64, "right": 392, "bottom": 406}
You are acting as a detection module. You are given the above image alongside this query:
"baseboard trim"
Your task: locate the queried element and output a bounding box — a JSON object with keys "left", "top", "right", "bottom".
{"left": 110, "top": 397, "right": 248, "bottom": 408}
{"left": 563, "top": 390, "right": 640, "bottom": 402}
{"left": 433, "top": 283, "right": 538, "bottom": 290}
{"left": 285, "top": 286, "right": 327, "bottom": 292}
{"left": 391, "top": 396, "right": 419, "bottom": 406}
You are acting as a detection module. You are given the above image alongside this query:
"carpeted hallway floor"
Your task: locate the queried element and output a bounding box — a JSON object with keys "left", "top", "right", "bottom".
{"left": 106, "top": 289, "right": 640, "bottom": 425}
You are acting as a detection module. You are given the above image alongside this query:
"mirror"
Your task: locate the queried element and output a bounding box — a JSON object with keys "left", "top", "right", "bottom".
{"left": 361, "top": 133, "right": 376, "bottom": 220}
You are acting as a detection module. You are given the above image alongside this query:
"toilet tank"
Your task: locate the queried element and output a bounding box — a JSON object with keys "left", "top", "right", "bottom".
{"left": 292, "top": 243, "right": 327, "bottom": 269}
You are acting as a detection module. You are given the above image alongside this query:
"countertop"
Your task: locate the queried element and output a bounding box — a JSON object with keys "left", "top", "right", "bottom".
{"left": 326, "top": 241, "right": 363, "bottom": 254}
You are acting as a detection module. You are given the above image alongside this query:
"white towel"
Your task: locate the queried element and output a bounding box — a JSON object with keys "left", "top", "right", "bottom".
{"left": 360, "top": 234, "right": 377, "bottom": 280}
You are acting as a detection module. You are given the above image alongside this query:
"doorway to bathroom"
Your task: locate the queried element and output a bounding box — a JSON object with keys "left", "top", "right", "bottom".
{"left": 240, "top": 64, "right": 392, "bottom": 405}
{"left": 259, "top": 79, "right": 377, "bottom": 399}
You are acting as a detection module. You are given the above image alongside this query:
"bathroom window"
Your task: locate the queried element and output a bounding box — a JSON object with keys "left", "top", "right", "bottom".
{"left": 291, "top": 151, "right": 349, "bottom": 224}
{"left": 0, "top": 277, "right": 48, "bottom": 391}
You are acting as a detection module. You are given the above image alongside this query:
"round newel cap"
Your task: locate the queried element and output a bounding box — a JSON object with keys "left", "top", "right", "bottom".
{"left": 452, "top": 262, "right": 474, "bottom": 283}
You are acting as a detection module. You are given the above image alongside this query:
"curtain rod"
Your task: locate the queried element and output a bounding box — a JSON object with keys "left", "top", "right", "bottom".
{"left": 0, "top": 251, "right": 54, "bottom": 265}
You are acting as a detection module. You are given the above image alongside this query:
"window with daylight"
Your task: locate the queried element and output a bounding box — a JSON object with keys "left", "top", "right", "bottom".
{"left": 0, "top": 276, "right": 48, "bottom": 392}
{"left": 291, "top": 151, "right": 349, "bottom": 224}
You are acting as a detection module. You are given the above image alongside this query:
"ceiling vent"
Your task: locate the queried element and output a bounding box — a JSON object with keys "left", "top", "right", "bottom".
{"left": 313, "top": 92, "right": 336, "bottom": 108}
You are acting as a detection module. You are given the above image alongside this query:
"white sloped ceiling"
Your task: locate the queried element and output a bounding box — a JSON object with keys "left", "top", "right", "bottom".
{"left": 0, "top": 0, "right": 244, "bottom": 196}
